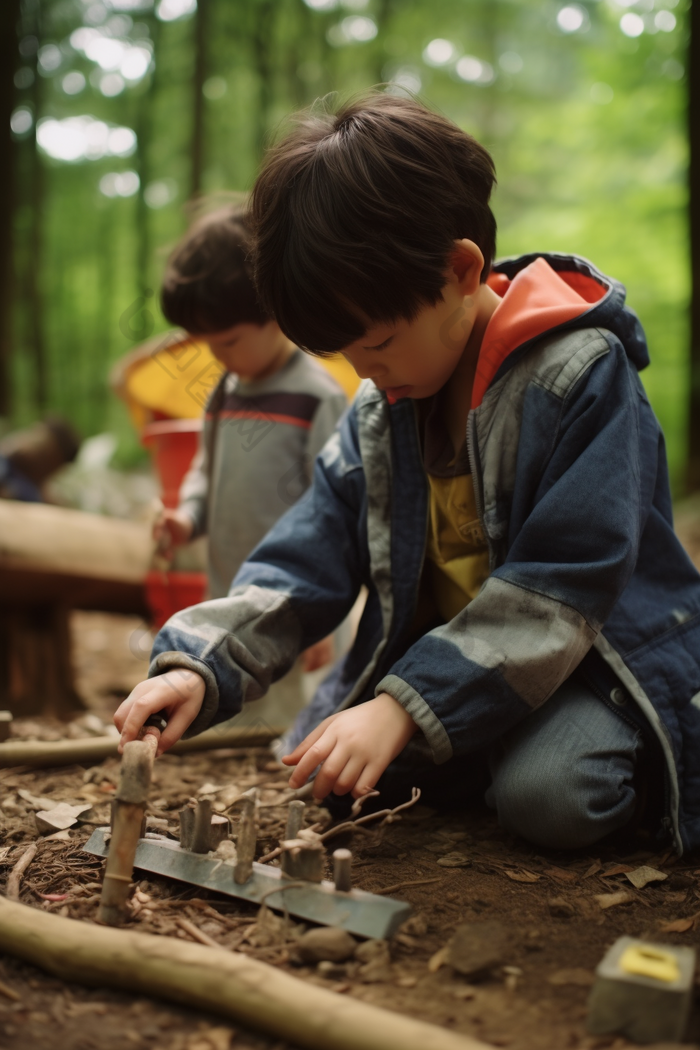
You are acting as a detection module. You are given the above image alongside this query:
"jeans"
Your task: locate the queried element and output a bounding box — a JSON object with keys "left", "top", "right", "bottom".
{"left": 326, "top": 674, "right": 644, "bottom": 850}
{"left": 485, "top": 675, "right": 643, "bottom": 848}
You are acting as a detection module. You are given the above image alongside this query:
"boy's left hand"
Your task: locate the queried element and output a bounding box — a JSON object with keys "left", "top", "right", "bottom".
{"left": 282, "top": 693, "right": 418, "bottom": 800}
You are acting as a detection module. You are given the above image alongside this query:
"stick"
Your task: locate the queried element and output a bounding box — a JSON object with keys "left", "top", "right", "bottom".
{"left": 375, "top": 877, "right": 444, "bottom": 896}
{"left": 6, "top": 842, "right": 38, "bottom": 901}
{"left": 0, "top": 897, "right": 492, "bottom": 1050}
{"left": 0, "top": 724, "right": 284, "bottom": 770}
{"left": 175, "top": 917, "right": 220, "bottom": 948}
{"left": 97, "top": 735, "right": 157, "bottom": 926}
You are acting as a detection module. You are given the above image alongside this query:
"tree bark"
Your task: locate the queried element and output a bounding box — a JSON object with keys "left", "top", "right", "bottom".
{"left": 191, "top": 0, "right": 209, "bottom": 197}
{"left": 0, "top": 0, "right": 22, "bottom": 415}
{"left": 688, "top": 0, "right": 700, "bottom": 490}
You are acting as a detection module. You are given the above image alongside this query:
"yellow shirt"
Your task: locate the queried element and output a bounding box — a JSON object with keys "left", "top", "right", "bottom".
{"left": 424, "top": 469, "right": 490, "bottom": 622}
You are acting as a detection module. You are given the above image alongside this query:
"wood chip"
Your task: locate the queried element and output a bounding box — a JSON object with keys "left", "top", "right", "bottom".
{"left": 0, "top": 977, "right": 21, "bottom": 1001}
{"left": 658, "top": 917, "right": 694, "bottom": 933}
{"left": 601, "top": 863, "right": 634, "bottom": 877}
{"left": 594, "top": 889, "right": 633, "bottom": 910}
{"left": 582, "top": 860, "right": 602, "bottom": 879}
{"left": 428, "top": 946, "right": 450, "bottom": 973}
{"left": 625, "top": 865, "right": 667, "bottom": 889}
{"left": 504, "top": 869, "right": 540, "bottom": 883}
{"left": 543, "top": 866, "right": 577, "bottom": 883}
{"left": 436, "top": 852, "right": 471, "bottom": 868}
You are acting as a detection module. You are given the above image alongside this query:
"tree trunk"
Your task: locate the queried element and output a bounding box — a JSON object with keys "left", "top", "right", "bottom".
{"left": 0, "top": 0, "right": 22, "bottom": 415}
{"left": 688, "top": 0, "right": 700, "bottom": 490}
{"left": 191, "top": 0, "right": 209, "bottom": 197}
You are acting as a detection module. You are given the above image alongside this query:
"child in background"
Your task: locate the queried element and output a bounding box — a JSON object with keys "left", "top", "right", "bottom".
{"left": 118, "top": 96, "right": 700, "bottom": 855}
{"left": 154, "top": 205, "right": 347, "bottom": 717}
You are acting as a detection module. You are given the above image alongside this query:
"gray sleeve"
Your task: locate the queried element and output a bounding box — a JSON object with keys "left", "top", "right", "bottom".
{"left": 305, "top": 393, "right": 348, "bottom": 481}
{"left": 177, "top": 434, "right": 208, "bottom": 539}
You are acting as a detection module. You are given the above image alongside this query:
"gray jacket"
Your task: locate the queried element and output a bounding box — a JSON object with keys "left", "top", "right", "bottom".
{"left": 178, "top": 349, "right": 347, "bottom": 598}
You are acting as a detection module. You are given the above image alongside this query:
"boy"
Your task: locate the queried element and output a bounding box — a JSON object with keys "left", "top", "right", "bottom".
{"left": 155, "top": 205, "right": 347, "bottom": 685}
{"left": 117, "top": 96, "right": 700, "bottom": 854}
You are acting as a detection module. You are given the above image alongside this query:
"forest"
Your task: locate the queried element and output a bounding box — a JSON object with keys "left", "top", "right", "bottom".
{"left": 0, "top": 0, "right": 695, "bottom": 487}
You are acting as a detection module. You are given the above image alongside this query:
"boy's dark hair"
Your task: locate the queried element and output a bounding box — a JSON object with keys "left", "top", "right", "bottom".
{"left": 250, "top": 93, "right": 497, "bottom": 355}
{"left": 161, "top": 205, "right": 270, "bottom": 333}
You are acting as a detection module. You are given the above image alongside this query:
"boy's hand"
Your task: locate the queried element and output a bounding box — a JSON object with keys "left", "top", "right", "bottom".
{"left": 282, "top": 693, "right": 417, "bottom": 800}
{"left": 153, "top": 508, "right": 195, "bottom": 556}
{"left": 114, "top": 669, "right": 205, "bottom": 755}
{"left": 301, "top": 635, "right": 334, "bottom": 673}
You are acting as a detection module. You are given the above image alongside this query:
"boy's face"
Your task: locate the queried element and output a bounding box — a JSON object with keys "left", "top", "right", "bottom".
{"left": 198, "top": 321, "right": 292, "bottom": 380}
{"left": 338, "top": 240, "right": 484, "bottom": 403}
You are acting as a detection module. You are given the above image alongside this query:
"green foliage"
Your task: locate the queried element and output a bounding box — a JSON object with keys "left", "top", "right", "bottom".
{"left": 8, "top": 0, "right": 690, "bottom": 485}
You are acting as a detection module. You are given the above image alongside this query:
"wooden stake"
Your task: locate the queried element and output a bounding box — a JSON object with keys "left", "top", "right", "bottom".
{"left": 0, "top": 896, "right": 492, "bottom": 1050}
{"left": 285, "top": 799, "right": 306, "bottom": 841}
{"left": 233, "top": 797, "right": 256, "bottom": 885}
{"left": 97, "top": 734, "right": 157, "bottom": 926}
{"left": 333, "top": 849, "right": 352, "bottom": 893}
{"left": 191, "top": 799, "right": 213, "bottom": 854}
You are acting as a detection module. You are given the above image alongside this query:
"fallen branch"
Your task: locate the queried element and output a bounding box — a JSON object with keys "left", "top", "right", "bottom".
{"left": 6, "top": 842, "right": 38, "bottom": 900}
{"left": 0, "top": 896, "right": 492, "bottom": 1050}
{"left": 175, "top": 916, "right": 220, "bottom": 948}
{"left": 0, "top": 724, "right": 283, "bottom": 769}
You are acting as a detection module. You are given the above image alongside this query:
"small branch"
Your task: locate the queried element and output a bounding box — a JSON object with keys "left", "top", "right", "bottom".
{"left": 6, "top": 842, "right": 38, "bottom": 901}
{"left": 375, "top": 877, "right": 443, "bottom": 896}
{"left": 175, "top": 917, "right": 219, "bottom": 948}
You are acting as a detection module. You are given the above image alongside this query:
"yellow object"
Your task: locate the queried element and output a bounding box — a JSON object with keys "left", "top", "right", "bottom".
{"left": 619, "top": 945, "right": 680, "bottom": 983}
{"left": 316, "top": 353, "right": 361, "bottom": 401}
{"left": 112, "top": 331, "right": 361, "bottom": 433}
{"left": 425, "top": 472, "right": 490, "bottom": 622}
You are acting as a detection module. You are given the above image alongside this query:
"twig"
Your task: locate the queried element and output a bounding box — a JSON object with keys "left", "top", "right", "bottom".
{"left": 375, "top": 876, "right": 443, "bottom": 896}
{"left": 320, "top": 787, "right": 422, "bottom": 843}
{"left": 257, "top": 823, "right": 323, "bottom": 865}
{"left": 6, "top": 842, "right": 38, "bottom": 901}
{"left": 175, "top": 916, "right": 220, "bottom": 948}
{"left": 0, "top": 977, "right": 20, "bottom": 1001}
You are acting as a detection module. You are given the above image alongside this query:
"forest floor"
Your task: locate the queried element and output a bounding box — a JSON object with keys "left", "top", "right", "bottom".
{"left": 2, "top": 502, "right": 700, "bottom": 1050}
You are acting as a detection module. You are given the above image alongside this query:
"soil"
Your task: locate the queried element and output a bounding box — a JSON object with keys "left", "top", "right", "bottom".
{"left": 2, "top": 511, "right": 700, "bottom": 1050}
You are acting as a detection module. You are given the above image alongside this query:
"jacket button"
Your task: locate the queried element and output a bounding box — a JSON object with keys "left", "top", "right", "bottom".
{"left": 610, "top": 687, "right": 627, "bottom": 706}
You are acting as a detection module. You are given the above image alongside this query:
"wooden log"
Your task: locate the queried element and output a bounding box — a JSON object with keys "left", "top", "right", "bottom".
{"left": 0, "top": 897, "right": 492, "bottom": 1050}
{"left": 0, "top": 723, "right": 284, "bottom": 769}
{"left": 98, "top": 735, "right": 157, "bottom": 926}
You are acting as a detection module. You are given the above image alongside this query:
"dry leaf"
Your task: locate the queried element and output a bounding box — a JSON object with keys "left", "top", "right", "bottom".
{"left": 582, "top": 861, "right": 602, "bottom": 879}
{"left": 601, "top": 863, "right": 634, "bottom": 877}
{"left": 658, "top": 917, "right": 694, "bottom": 933}
{"left": 543, "top": 866, "right": 577, "bottom": 883}
{"left": 625, "top": 865, "right": 667, "bottom": 889}
{"left": 594, "top": 890, "right": 633, "bottom": 910}
{"left": 428, "top": 946, "right": 450, "bottom": 973}
{"left": 504, "top": 869, "right": 541, "bottom": 883}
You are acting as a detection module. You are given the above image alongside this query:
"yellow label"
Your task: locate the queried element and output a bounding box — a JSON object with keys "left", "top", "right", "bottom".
{"left": 619, "top": 944, "right": 680, "bottom": 983}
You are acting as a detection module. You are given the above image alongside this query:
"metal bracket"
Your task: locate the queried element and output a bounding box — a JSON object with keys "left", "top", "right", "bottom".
{"left": 83, "top": 827, "right": 410, "bottom": 940}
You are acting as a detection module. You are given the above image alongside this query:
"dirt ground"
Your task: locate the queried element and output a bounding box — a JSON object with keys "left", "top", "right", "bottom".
{"left": 2, "top": 505, "right": 700, "bottom": 1050}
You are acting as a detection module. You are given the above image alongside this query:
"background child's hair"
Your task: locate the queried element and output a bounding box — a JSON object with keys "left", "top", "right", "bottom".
{"left": 251, "top": 92, "right": 496, "bottom": 355}
{"left": 161, "top": 204, "right": 270, "bottom": 334}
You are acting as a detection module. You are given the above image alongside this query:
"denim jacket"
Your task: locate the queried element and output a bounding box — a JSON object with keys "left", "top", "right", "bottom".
{"left": 150, "top": 253, "right": 700, "bottom": 854}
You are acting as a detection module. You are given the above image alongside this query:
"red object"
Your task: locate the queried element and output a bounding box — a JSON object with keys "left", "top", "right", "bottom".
{"left": 142, "top": 419, "right": 207, "bottom": 627}
{"left": 141, "top": 418, "right": 202, "bottom": 509}
{"left": 145, "top": 570, "right": 208, "bottom": 630}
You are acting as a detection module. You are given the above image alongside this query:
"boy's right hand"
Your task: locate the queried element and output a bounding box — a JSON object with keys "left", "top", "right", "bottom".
{"left": 152, "top": 508, "right": 195, "bottom": 557}
{"left": 114, "top": 669, "right": 205, "bottom": 755}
